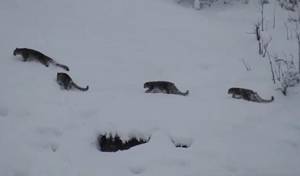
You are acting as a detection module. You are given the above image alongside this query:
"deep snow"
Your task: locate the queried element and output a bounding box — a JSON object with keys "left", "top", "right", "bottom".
{"left": 0, "top": 0, "right": 300, "bottom": 176}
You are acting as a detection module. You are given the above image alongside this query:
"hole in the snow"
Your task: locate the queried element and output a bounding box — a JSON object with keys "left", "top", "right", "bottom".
{"left": 97, "top": 133, "right": 150, "bottom": 152}
{"left": 174, "top": 143, "right": 189, "bottom": 148}
{"left": 170, "top": 136, "right": 193, "bottom": 148}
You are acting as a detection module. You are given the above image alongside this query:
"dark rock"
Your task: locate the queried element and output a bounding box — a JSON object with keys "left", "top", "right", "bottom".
{"left": 174, "top": 143, "right": 189, "bottom": 148}
{"left": 97, "top": 133, "right": 150, "bottom": 152}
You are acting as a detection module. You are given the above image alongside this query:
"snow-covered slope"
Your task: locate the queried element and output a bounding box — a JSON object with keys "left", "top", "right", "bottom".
{"left": 0, "top": 0, "right": 299, "bottom": 175}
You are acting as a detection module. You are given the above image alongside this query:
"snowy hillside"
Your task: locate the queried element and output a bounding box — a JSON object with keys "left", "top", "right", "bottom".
{"left": 0, "top": 0, "right": 300, "bottom": 175}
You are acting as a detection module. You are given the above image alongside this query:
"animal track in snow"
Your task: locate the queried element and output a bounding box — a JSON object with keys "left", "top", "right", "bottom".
{"left": 129, "top": 166, "right": 146, "bottom": 175}
{"left": 0, "top": 107, "right": 8, "bottom": 117}
{"left": 35, "top": 127, "right": 63, "bottom": 137}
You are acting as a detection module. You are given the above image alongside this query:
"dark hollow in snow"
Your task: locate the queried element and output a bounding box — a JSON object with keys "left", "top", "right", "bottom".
{"left": 97, "top": 133, "right": 150, "bottom": 152}
{"left": 170, "top": 138, "right": 192, "bottom": 148}
{"left": 174, "top": 143, "right": 190, "bottom": 148}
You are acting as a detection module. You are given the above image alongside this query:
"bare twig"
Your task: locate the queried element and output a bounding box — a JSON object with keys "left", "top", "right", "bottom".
{"left": 284, "top": 22, "right": 290, "bottom": 40}
{"left": 241, "top": 58, "right": 251, "bottom": 71}
{"left": 267, "top": 51, "right": 276, "bottom": 84}
{"left": 262, "top": 37, "right": 272, "bottom": 58}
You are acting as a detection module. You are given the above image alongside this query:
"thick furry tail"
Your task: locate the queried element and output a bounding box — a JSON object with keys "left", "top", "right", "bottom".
{"left": 178, "top": 90, "right": 189, "bottom": 96}
{"left": 262, "top": 96, "right": 274, "bottom": 103}
{"left": 49, "top": 59, "right": 69, "bottom": 71}
{"left": 72, "top": 82, "right": 89, "bottom": 91}
{"left": 55, "top": 63, "right": 69, "bottom": 71}
{"left": 255, "top": 94, "right": 274, "bottom": 103}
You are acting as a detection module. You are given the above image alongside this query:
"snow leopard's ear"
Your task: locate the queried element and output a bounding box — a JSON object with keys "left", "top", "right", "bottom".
{"left": 13, "top": 48, "right": 18, "bottom": 56}
{"left": 144, "top": 82, "right": 150, "bottom": 88}
{"left": 228, "top": 87, "right": 237, "bottom": 94}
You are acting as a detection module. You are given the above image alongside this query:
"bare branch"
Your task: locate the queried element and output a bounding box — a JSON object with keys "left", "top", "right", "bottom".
{"left": 241, "top": 58, "right": 251, "bottom": 71}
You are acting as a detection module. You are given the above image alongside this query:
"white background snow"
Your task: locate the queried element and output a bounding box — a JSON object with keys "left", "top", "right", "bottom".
{"left": 0, "top": 0, "right": 300, "bottom": 175}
